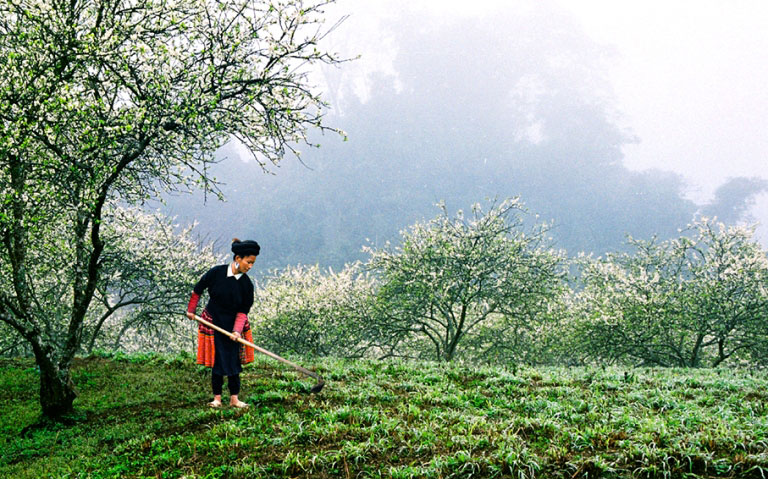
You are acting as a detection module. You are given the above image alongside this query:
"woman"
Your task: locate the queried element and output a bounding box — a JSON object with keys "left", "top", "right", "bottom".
{"left": 186, "top": 238, "right": 260, "bottom": 408}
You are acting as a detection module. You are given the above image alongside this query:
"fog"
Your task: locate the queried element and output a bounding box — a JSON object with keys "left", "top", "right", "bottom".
{"left": 163, "top": 0, "right": 768, "bottom": 270}
{"left": 552, "top": 0, "right": 768, "bottom": 235}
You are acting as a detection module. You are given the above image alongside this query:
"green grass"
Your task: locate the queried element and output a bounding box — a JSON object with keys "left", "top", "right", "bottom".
{"left": 2, "top": 353, "right": 767, "bottom": 478}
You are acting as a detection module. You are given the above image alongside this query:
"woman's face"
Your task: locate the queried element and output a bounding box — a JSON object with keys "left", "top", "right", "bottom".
{"left": 235, "top": 255, "right": 257, "bottom": 274}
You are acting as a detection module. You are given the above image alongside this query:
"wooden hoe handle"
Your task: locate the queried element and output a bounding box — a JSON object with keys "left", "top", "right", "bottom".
{"left": 189, "top": 313, "right": 325, "bottom": 392}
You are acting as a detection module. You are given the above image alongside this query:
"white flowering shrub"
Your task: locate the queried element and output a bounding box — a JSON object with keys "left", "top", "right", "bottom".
{"left": 87, "top": 204, "right": 222, "bottom": 354}
{"left": 571, "top": 244, "right": 684, "bottom": 366}
{"left": 573, "top": 218, "right": 768, "bottom": 367}
{"left": 367, "top": 198, "right": 568, "bottom": 362}
{"left": 0, "top": 204, "right": 218, "bottom": 357}
{"left": 251, "top": 263, "right": 379, "bottom": 358}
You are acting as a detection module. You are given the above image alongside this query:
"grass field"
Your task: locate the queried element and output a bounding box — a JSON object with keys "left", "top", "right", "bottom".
{"left": 1, "top": 353, "right": 767, "bottom": 478}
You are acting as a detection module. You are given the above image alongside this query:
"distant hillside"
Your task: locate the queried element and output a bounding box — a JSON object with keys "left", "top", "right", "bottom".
{"left": 158, "top": 5, "right": 709, "bottom": 272}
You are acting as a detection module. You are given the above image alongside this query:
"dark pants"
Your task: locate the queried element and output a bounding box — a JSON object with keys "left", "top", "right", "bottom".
{"left": 212, "top": 372, "right": 241, "bottom": 396}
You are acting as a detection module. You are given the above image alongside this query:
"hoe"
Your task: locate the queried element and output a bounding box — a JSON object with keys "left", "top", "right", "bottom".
{"left": 190, "top": 313, "right": 325, "bottom": 394}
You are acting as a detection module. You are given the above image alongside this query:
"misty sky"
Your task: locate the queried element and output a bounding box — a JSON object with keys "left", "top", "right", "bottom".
{"left": 320, "top": 0, "right": 768, "bottom": 243}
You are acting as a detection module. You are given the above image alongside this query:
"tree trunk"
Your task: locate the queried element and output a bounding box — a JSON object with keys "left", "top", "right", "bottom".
{"left": 688, "top": 333, "right": 705, "bottom": 368}
{"left": 443, "top": 304, "right": 468, "bottom": 362}
{"left": 36, "top": 353, "right": 78, "bottom": 418}
{"left": 711, "top": 338, "right": 730, "bottom": 368}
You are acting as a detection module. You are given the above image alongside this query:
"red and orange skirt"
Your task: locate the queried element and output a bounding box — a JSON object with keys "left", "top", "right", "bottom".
{"left": 196, "top": 309, "right": 255, "bottom": 367}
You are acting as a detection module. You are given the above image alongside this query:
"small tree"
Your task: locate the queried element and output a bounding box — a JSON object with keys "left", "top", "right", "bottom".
{"left": 251, "top": 263, "right": 379, "bottom": 358}
{"left": 367, "top": 198, "right": 567, "bottom": 362}
{"left": 572, "top": 240, "right": 690, "bottom": 366}
{"left": 574, "top": 219, "right": 768, "bottom": 367}
{"left": 683, "top": 220, "right": 768, "bottom": 366}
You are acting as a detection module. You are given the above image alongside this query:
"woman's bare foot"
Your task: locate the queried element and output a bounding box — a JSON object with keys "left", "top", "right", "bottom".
{"left": 230, "top": 396, "right": 249, "bottom": 408}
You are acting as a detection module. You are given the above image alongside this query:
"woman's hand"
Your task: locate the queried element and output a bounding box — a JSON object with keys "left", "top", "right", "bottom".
{"left": 232, "top": 331, "right": 242, "bottom": 341}
{"left": 186, "top": 312, "right": 196, "bottom": 321}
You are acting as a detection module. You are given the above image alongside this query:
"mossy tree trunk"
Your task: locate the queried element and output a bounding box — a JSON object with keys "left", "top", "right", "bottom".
{"left": 37, "top": 354, "right": 78, "bottom": 418}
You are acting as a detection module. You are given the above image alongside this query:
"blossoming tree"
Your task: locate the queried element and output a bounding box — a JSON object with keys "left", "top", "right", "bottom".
{"left": 574, "top": 219, "right": 768, "bottom": 367}
{"left": 0, "top": 0, "right": 345, "bottom": 418}
{"left": 252, "top": 263, "right": 379, "bottom": 358}
{"left": 367, "top": 198, "right": 567, "bottom": 362}
{"left": 85, "top": 205, "right": 222, "bottom": 353}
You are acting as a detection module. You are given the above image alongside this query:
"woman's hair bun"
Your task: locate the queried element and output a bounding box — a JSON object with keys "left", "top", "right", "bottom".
{"left": 231, "top": 239, "right": 260, "bottom": 257}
